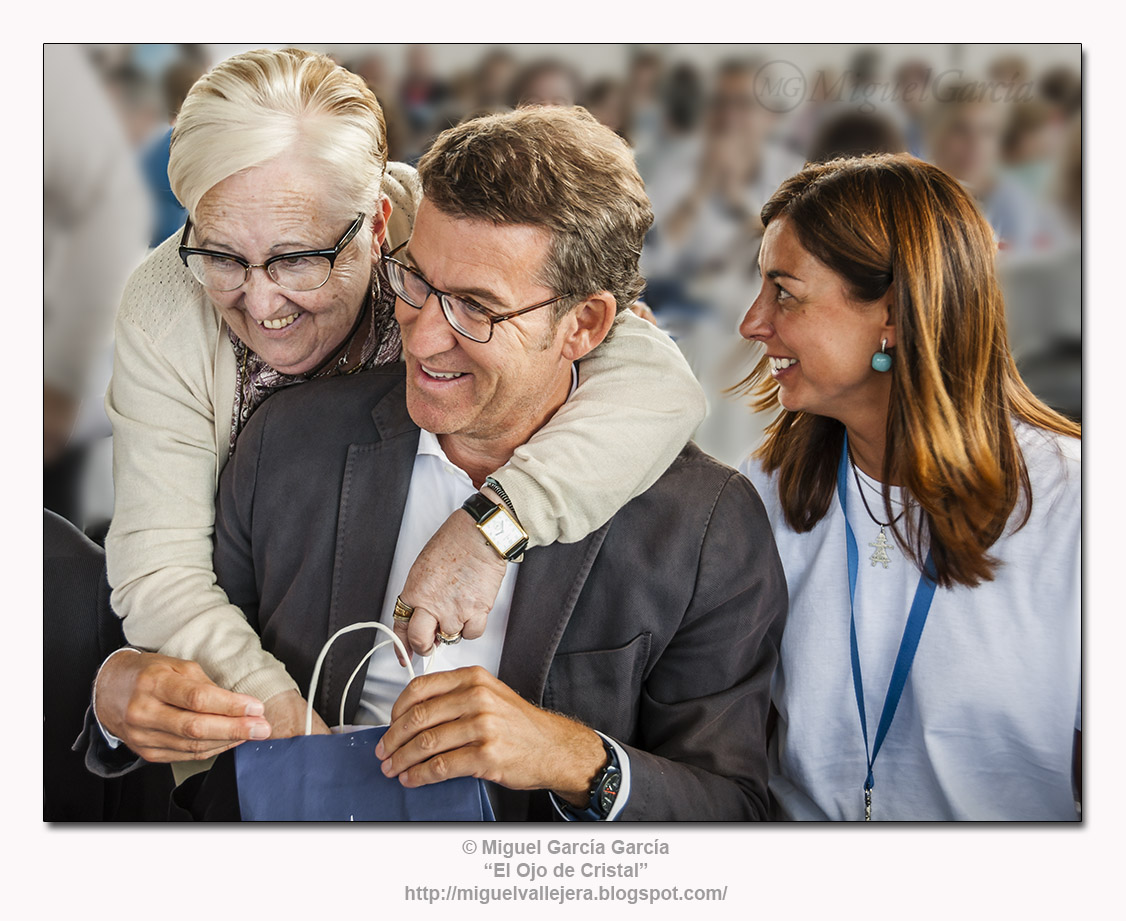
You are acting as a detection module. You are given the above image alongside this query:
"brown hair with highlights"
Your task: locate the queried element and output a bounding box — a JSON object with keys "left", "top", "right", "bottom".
{"left": 738, "top": 153, "right": 1079, "bottom": 588}
{"left": 417, "top": 105, "right": 653, "bottom": 328}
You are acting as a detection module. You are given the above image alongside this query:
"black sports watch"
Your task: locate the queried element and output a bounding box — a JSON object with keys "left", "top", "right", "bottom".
{"left": 461, "top": 492, "right": 529, "bottom": 561}
{"left": 563, "top": 736, "right": 622, "bottom": 821}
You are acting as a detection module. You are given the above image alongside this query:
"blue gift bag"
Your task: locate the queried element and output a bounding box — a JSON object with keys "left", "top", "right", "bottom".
{"left": 235, "top": 725, "right": 494, "bottom": 821}
{"left": 234, "top": 621, "right": 495, "bottom": 822}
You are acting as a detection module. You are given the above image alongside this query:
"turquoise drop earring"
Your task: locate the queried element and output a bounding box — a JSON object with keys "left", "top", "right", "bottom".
{"left": 871, "top": 338, "right": 892, "bottom": 372}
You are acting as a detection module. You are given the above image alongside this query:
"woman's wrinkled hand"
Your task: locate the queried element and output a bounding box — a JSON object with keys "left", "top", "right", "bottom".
{"left": 261, "top": 689, "right": 331, "bottom": 738}
{"left": 394, "top": 500, "right": 507, "bottom": 660}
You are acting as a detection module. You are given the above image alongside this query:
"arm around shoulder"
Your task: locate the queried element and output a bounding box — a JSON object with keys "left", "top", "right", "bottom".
{"left": 495, "top": 311, "right": 706, "bottom": 545}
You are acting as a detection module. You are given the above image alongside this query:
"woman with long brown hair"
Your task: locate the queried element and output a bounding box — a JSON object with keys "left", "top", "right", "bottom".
{"left": 737, "top": 153, "right": 1080, "bottom": 820}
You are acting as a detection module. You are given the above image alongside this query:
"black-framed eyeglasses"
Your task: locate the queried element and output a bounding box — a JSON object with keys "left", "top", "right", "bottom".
{"left": 178, "top": 213, "right": 366, "bottom": 292}
{"left": 383, "top": 241, "right": 572, "bottom": 344}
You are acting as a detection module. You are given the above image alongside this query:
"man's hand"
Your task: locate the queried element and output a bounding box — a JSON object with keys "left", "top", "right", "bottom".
{"left": 374, "top": 666, "right": 607, "bottom": 806}
{"left": 94, "top": 650, "right": 271, "bottom": 762}
{"left": 261, "top": 689, "right": 331, "bottom": 739}
{"left": 395, "top": 500, "right": 507, "bottom": 659}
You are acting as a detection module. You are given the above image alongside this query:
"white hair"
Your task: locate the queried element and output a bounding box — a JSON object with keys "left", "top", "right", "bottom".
{"left": 169, "top": 48, "right": 387, "bottom": 221}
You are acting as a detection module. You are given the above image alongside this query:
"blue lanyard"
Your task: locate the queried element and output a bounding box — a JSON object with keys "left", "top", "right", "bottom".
{"left": 836, "top": 436, "right": 937, "bottom": 820}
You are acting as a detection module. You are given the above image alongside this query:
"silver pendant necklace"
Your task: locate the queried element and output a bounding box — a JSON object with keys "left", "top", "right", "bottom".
{"left": 848, "top": 450, "right": 905, "bottom": 570}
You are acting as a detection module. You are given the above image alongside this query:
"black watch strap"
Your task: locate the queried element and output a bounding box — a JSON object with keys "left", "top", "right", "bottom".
{"left": 462, "top": 491, "right": 500, "bottom": 523}
{"left": 562, "top": 736, "right": 622, "bottom": 820}
{"left": 591, "top": 738, "right": 623, "bottom": 818}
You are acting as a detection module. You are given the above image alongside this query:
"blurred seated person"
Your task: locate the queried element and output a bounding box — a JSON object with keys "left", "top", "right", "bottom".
{"left": 350, "top": 51, "right": 410, "bottom": 163}
{"left": 399, "top": 44, "right": 450, "bottom": 161}
{"left": 642, "top": 59, "right": 803, "bottom": 316}
{"left": 100, "top": 59, "right": 165, "bottom": 151}
{"left": 510, "top": 58, "right": 580, "bottom": 109}
{"left": 807, "top": 108, "right": 906, "bottom": 165}
{"left": 1037, "top": 65, "right": 1081, "bottom": 127}
{"left": 471, "top": 48, "right": 517, "bottom": 111}
{"left": 1000, "top": 100, "right": 1059, "bottom": 200}
{"left": 584, "top": 78, "right": 630, "bottom": 141}
{"left": 891, "top": 60, "right": 931, "bottom": 157}
{"left": 987, "top": 54, "right": 1031, "bottom": 90}
{"left": 87, "top": 107, "right": 788, "bottom": 822}
{"left": 45, "top": 510, "right": 174, "bottom": 820}
{"left": 1056, "top": 118, "right": 1081, "bottom": 236}
{"left": 624, "top": 51, "right": 664, "bottom": 166}
{"left": 45, "top": 44, "right": 149, "bottom": 526}
{"left": 141, "top": 47, "right": 209, "bottom": 248}
{"left": 925, "top": 86, "right": 1065, "bottom": 252}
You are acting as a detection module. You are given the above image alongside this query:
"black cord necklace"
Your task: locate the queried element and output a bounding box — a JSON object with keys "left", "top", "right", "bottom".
{"left": 848, "top": 448, "right": 905, "bottom": 570}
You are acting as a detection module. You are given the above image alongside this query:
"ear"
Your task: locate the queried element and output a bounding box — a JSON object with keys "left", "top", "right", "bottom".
{"left": 370, "top": 196, "right": 394, "bottom": 257}
{"left": 560, "top": 292, "right": 617, "bottom": 362}
{"left": 879, "top": 293, "right": 896, "bottom": 350}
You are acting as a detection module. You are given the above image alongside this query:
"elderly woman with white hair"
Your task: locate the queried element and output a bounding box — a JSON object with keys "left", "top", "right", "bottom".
{"left": 91, "top": 48, "right": 704, "bottom": 762}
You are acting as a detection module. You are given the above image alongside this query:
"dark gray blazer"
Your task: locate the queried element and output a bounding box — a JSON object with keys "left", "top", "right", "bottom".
{"left": 212, "top": 364, "right": 787, "bottom": 821}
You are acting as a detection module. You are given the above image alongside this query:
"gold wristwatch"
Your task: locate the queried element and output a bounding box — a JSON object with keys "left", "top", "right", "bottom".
{"left": 461, "top": 491, "right": 529, "bottom": 561}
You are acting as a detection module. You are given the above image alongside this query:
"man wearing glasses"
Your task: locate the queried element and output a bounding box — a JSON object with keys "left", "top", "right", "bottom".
{"left": 104, "top": 106, "right": 787, "bottom": 821}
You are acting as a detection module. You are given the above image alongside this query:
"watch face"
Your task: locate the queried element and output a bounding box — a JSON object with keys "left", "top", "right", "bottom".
{"left": 481, "top": 508, "right": 526, "bottom": 554}
{"left": 598, "top": 771, "right": 622, "bottom": 815}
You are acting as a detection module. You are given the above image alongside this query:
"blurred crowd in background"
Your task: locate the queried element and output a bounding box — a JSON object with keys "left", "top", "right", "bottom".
{"left": 44, "top": 43, "right": 1082, "bottom": 538}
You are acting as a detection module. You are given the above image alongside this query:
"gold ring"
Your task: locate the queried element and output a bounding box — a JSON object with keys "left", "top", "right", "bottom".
{"left": 393, "top": 595, "right": 414, "bottom": 623}
{"left": 436, "top": 630, "right": 462, "bottom": 646}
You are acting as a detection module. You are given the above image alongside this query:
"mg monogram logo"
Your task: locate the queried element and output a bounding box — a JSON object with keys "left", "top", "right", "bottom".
{"left": 753, "top": 60, "right": 807, "bottom": 113}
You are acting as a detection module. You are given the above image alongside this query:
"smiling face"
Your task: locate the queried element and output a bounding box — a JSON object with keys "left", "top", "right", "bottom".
{"left": 396, "top": 200, "right": 579, "bottom": 470}
{"left": 740, "top": 217, "right": 895, "bottom": 430}
{"left": 191, "top": 154, "right": 383, "bottom": 375}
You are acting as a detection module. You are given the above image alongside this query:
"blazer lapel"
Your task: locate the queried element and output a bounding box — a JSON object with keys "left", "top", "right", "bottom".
{"left": 498, "top": 520, "right": 613, "bottom": 705}
{"left": 318, "top": 378, "right": 420, "bottom": 723}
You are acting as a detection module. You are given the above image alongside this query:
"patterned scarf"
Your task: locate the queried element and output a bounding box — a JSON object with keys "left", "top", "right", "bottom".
{"left": 228, "top": 257, "right": 402, "bottom": 452}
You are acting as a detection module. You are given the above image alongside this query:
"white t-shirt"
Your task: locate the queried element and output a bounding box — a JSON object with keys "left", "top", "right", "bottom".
{"left": 740, "top": 421, "right": 1081, "bottom": 820}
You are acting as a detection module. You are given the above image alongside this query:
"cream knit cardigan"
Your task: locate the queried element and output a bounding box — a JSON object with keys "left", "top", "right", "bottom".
{"left": 105, "top": 163, "right": 706, "bottom": 704}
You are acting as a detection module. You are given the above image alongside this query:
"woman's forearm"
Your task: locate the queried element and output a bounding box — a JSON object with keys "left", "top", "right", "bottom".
{"left": 491, "top": 311, "right": 704, "bottom": 546}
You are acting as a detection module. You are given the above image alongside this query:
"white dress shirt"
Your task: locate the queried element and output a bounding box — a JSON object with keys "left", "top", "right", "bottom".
{"left": 354, "top": 425, "right": 520, "bottom": 724}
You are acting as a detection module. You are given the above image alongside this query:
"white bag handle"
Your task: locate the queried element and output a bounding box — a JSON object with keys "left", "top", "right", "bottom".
{"left": 304, "top": 621, "right": 440, "bottom": 736}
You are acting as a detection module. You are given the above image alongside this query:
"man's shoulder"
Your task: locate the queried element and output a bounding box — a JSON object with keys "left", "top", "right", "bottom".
{"left": 615, "top": 441, "right": 772, "bottom": 537}
{"left": 659, "top": 441, "right": 762, "bottom": 498}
